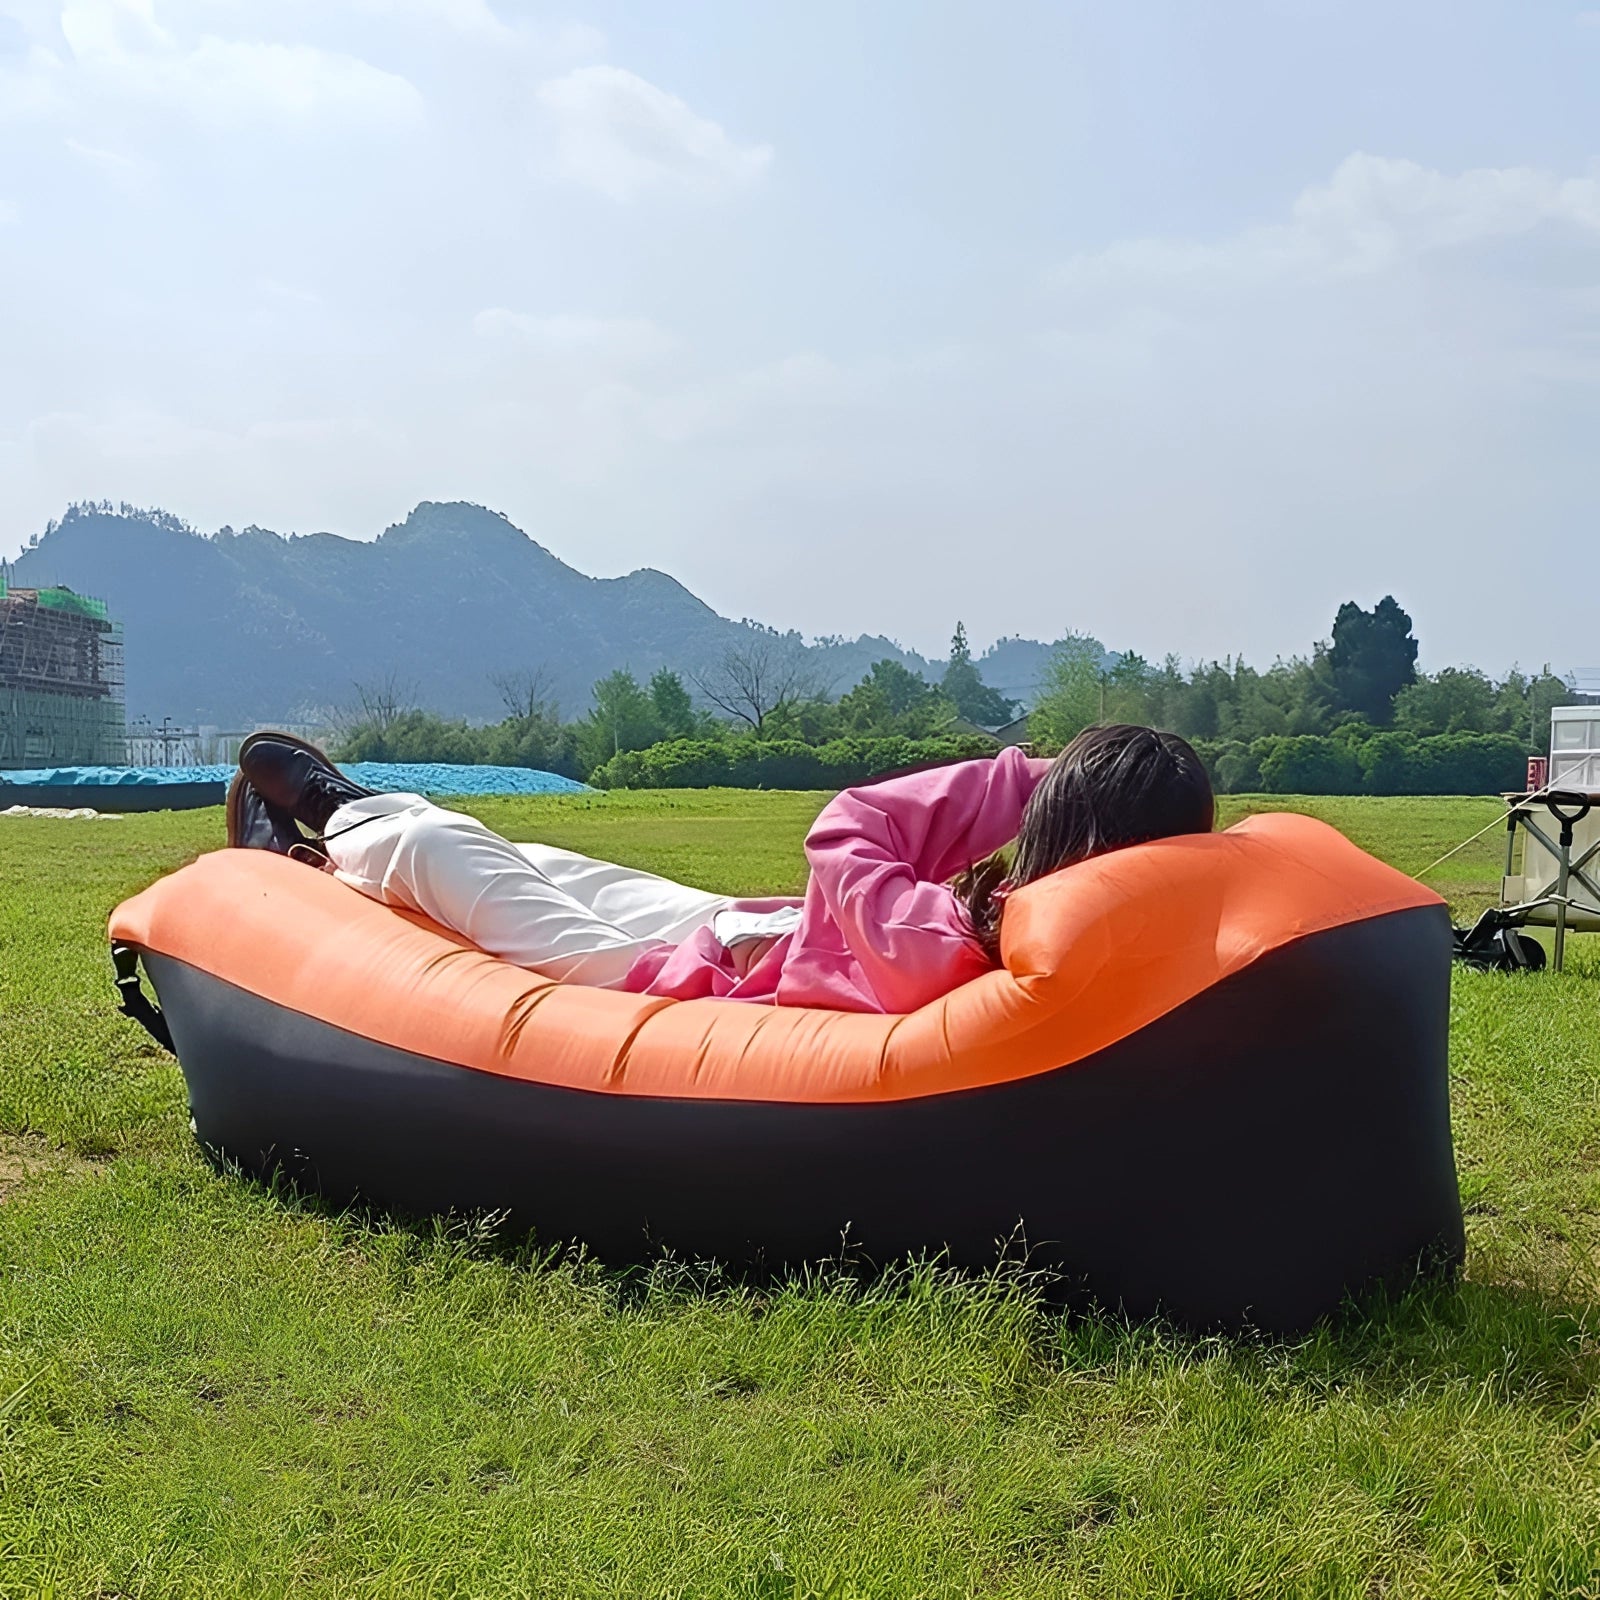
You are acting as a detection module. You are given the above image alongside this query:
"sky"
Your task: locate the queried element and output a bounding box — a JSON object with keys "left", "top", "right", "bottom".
{"left": 0, "top": 0, "right": 1597, "bottom": 674}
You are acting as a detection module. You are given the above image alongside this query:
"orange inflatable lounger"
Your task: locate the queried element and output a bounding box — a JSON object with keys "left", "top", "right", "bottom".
{"left": 108, "top": 811, "right": 1463, "bottom": 1332}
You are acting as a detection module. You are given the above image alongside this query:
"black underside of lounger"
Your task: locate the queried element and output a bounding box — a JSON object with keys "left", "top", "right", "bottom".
{"left": 142, "top": 903, "right": 1461, "bottom": 1333}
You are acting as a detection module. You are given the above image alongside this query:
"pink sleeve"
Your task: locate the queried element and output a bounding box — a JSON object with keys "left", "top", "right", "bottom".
{"left": 801, "top": 748, "right": 1052, "bottom": 1012}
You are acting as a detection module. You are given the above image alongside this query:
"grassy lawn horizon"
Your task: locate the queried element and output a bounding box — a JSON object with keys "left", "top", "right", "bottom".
{"left": 2, "top": 791, "right": 1598, "bottom": 1597}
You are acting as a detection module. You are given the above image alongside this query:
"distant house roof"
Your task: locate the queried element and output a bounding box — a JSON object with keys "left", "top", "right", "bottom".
{"left": 950, "top": 711, "right": 1033, "bottom": 748}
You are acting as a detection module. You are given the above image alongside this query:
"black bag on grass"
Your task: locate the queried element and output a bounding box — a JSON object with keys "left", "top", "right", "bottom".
{"left": 1453, "top": 908, "right": 1547, "bottom": 973}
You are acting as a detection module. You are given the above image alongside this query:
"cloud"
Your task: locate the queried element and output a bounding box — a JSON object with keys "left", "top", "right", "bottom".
{"left": 166, "top": 37, "right": 421, "bottom": 126}
{"left": 472, "top": 309, "right": 681, "bottom": 365}
{"left": 519, "top": 18, "right": 607, "bottom": 61}
{"left": 0, "top": 197, "right": 15, "bottom": 225}
{"left": 3, "top": 0, "right": 423, "bottom": 129}
{"left": 8, "top": 109, "right": 1596, "bottom": 679}
{"left": 1012, "top": 151, "right": 1600, "bottom": 668}
{"left": 641, "top": 352, "right": 849, "bottom": 445}
{"left": 535, "top": 64, "right": 771, "bottom": 201}
{"left": 347, "top": 0, "right": 513, "bottom": 39}
{"left": 1053, "top": 154, "right": 1600, "bottom": 293}
{"left": 344, "top": 0, "right": 604, "bottom": 58}
{"left": 15, "top": 408, "right": 408, "bottom": 531}
{"left": 1043, "top": 155, "right": 1600, "bottom": 425}
{"left": 64, "top": 135, "right": 156, "bottom": 192}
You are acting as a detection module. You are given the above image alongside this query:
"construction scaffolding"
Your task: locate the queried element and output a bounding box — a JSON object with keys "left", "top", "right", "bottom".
{"left": 0, "top": 570, "right": 126, "bottom": 769}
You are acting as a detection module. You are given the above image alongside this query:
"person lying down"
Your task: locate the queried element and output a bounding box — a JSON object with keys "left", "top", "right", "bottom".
{"left": 225, "top": 722, "right": 1215, "bottom": 1016}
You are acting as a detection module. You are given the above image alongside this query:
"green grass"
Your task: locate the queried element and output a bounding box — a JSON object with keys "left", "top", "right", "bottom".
{"left": 1, "top": 791, "right": 1598, "bottom": 1598}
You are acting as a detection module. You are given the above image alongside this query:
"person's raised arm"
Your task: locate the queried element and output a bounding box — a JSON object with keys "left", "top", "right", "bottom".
{"left": 801, "top": 747, "right": 1051, "bottom": 1012}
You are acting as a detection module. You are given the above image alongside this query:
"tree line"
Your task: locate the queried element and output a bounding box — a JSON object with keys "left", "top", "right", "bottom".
{"left": 333, "top": 624, "right": 1017, "bottom": 785}
{"left": 333, "top": 597, "right": 1573, "bottom": 794}
{"left": 1028, "top": 599, "right": 1567, "bottom": 796}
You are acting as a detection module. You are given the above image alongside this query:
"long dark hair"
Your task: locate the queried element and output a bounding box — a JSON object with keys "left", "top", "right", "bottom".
{"left": 961, "top": 724, "right": 1215, "bottom": 962}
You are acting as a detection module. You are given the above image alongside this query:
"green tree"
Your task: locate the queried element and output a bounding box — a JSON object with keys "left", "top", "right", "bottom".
{"left": 1328, "top": 596, "right": 1418, "bottom": 725}
{"left": 576, "top": 670, "right": 663, "bottom": 775}
{"left": 482, "top": 666, "right": 583, "bottom": 777}
{"left": 836, "top": 659, "right": 952, "bottom": 737}
{"left": 759, "top": 694, "right": 843, "bottom": 744}
{"left": 1493, "top": 666, "right": 1574, "bottom": 746}
{"left": 1393, "top": 668, "right": 1497, "bottom": 737}
{"left": 648, "top": 668, "right": 698, "bottom": 739}
{"left": 1101, "top": 652, "right": 1158, "bottom": 724}
{"left": 1027, "top": 634, "right": 1106, "bottom": 750}
{"left": 1174, "top": 661, "right": 1229, "bottom": 739}
{"left": 940, "top": 623, "right": 1015, "bottom": 726}
{"left": 1140, "top": 654, "right": 1193, "bottom": 734}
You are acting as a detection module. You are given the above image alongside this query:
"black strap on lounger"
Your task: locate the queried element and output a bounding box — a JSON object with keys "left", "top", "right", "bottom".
{"left": 111, "top": 944, "right": 174, "bottom": 1052}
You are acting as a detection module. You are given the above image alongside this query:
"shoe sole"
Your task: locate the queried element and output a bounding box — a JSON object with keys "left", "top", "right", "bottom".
{"left": 225, "top": 768, "right": 319, "bottom": 856}
{"left": 224, "top": 769, "right": 253, "bottom": 848}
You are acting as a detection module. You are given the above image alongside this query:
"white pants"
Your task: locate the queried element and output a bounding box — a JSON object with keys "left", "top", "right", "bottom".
{"left": 323, "top": 793, "right": 734, "bottom": 987}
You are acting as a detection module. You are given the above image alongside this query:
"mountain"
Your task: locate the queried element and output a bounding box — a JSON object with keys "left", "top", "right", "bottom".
{"left": 6, "top": 502, "right": 1055, "bottom": 727}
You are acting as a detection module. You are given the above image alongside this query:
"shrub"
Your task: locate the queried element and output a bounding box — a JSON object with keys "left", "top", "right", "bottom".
{"left": 591, "top": 733, "right": 1000, "bottom": 790}
{"left": 1241, "top": 730, "right": 1525, "bottom": 795}
{"left": 1358, "top": 731, "right": 1413, "bottom": 796}
{"left": 336, "top": 710, "right": 482, "bottom": 766}
{"left": 1257, "top": 735, "right": 1363, "bottom": 795}
{"left": 1210, "top": 739, "right": 1262, "bottom": 794}
{"left": 1405, "top": 733, "right": 1524, "bottom": 795}
{"left": 482, "top": 715, "right": 585, "bottom": 781}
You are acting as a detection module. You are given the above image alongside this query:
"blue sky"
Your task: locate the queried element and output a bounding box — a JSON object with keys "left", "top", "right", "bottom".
{"left": 1, "top": 0, "right": 1596, "bottom": 672}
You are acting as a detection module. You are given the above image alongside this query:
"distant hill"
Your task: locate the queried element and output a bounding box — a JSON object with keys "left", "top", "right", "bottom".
{"left": 6, "top": 502, "right": 1070, "bottom": 727}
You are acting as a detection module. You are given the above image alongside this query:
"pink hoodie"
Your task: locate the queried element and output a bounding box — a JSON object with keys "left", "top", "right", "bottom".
{"left": 620, "top": 747, "right": 1053, "bottom": 1013}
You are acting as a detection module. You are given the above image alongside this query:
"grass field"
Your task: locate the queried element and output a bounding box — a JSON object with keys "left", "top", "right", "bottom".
{"left": 2, "top": 791, "right": 1598, "bottom": 1598}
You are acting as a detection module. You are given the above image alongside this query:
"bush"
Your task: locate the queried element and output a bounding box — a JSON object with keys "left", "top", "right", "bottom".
{"left": 1405, "top": 733, "right": 1525, "bottom": 795}
{"left": 1203, "top": 729, "right": 1516, "bottom": 796}
{"left": 1211, "top": 739, "right": 1263, "bottom": 794}
{"left": 1258, "top": 735, "right": 1364, "bottom": 795}
{"left": 333, "top": 709, "right": 586, "bottom": 777}
{"left": 481, "top": 715, "right": 585, "bottom": 781}
{"left": 336, "top": 710, "right": 482, "bottom": 766}
{"left": 334, "top": 711, "right": 1529, "bottom": 799}
{"left": 591, "top": 733, "right": 1001, "bottom": 790}
{"left": 1358, "top": 731, "right": 1413, "bottom": 796}
{"left": 1205, "top": 727, "right": 1527, "bottom": 796}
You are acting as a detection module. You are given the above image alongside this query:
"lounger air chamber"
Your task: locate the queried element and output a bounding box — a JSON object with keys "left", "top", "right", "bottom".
{"left": 108, "top": 812, "right": 1462, "bottom": 1332}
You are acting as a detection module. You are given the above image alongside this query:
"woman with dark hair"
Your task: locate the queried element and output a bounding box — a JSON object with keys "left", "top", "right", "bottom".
{"left": 957, "top": 723, "right": 1216, "bottom": 964}
{"left": 229, "top": 723, "right": 1214, "bottom": 1015}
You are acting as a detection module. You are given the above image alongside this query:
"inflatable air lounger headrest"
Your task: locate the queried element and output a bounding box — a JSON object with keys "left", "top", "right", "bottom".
{"left": 109, "top": 812, "right": 1462, "bottom": 1333}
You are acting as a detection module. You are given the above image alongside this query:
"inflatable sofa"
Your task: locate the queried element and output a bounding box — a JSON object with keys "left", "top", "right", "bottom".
{"left": 109, "top": 811, "right": 1463, "bottom": 1332}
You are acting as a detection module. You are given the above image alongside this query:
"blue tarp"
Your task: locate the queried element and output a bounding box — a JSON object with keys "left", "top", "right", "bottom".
{"left": 344, "top": 763, "right": 590, "bottom": 796}
{"left": 1, "top": 765, "right": 235, "bottom": 787}
{"left": 0, "top": 762, "right": 590, "bottom": 796}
